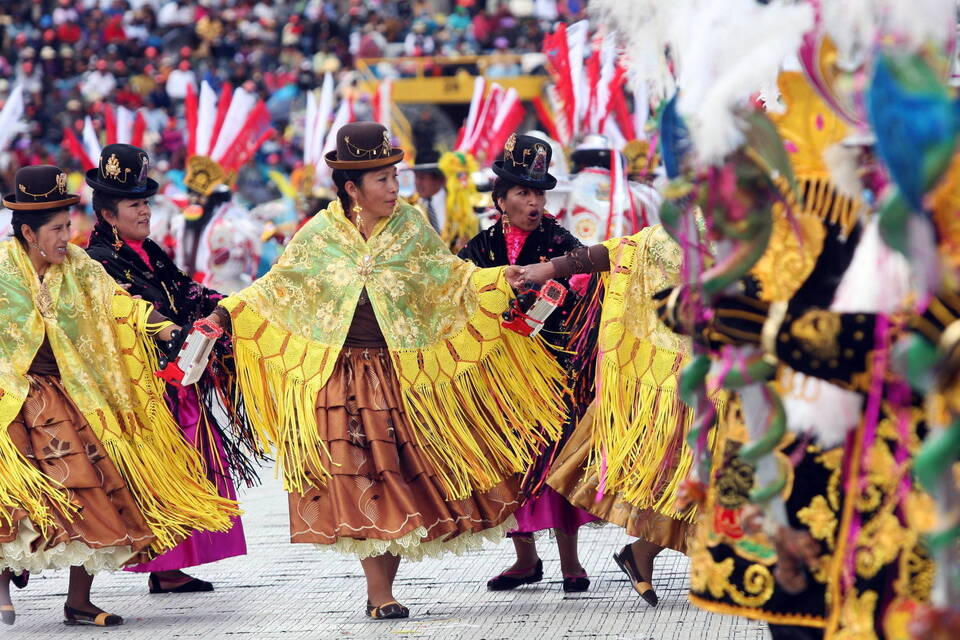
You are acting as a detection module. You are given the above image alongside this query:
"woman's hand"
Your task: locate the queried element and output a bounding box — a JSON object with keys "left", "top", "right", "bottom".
{"left": 157, "top": 324, "right": 182, "bottom": 342}
{"left": 505, "top": 262, "right": 556, "bottom": 290}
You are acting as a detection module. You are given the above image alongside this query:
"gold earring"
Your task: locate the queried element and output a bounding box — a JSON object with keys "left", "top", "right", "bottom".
{"left": 111, "top": 225, "right": 123, "bottom": 251}
{"left": 351, "top": 203, "right": 365, "bottom": 233}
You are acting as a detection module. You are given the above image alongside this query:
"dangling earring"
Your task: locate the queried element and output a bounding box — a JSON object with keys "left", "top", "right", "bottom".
{"left": 111, "top": 225, "right": 123, "bottom": 251}
{"left": 351, "top": 203, "right": 365, "bottom": 234}
{"left": 33, "top": 243, "right": 48, "bottom": 259}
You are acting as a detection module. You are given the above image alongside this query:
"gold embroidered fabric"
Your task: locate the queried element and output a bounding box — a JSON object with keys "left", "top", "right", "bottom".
{"left": 790, "top": 309, "right": 842, "bottom": 360}
{"left": 221, "top": 200, "right": 568, "bottom": 500}
{"left": 0, "top": 241, "right": 238, "bottom": 550}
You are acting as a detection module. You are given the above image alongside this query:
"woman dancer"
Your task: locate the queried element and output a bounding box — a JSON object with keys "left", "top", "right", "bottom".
{"left": 202, "top": 123, "right": 570, "bottom": 619}
{"left": 0, "top": 165, "right": 237, "bottom": 626}
{"left": 459, "top": 133, "right": 597, "bottom": 593}
{"left": 85, "top": 144, "right": 255, "bottom": 594}
{"left": 507, "top": 223, "right": 718, "bottom": 606}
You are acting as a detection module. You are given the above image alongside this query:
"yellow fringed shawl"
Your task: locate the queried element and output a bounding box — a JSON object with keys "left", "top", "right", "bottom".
{"left": 221, "top": 199, "right": 568, "bottom": 499}
{"left": 0, "top": 241, "right": 238, "bottom": 550}
{"left": 593, "top": 227, "right": 724, "bottom": 520}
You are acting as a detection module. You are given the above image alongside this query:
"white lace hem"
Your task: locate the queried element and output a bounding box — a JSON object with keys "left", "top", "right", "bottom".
{"left": 0, "top": 520, "right": 135, "bottom": 575}
{"left": 314, "top": 515, "right": 518, "bottom": 561}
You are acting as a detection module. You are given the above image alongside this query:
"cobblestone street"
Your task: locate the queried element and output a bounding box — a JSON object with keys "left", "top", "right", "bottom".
{"left": 6, "top": 468, "right": 768, "bottom": 639}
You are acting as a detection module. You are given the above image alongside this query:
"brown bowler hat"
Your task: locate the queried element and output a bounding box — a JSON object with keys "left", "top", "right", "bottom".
{"left": 325, "top": 122, "right": 404, "bottom": 170}
{"left": 3, "top": 165, "right": 80, "bottom": 212}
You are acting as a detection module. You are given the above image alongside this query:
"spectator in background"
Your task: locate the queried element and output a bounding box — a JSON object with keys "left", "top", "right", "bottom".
{"left": 80, "top": 59, "right": 116, "bottom": 102}
{"left": 0, "top": 0, "right": 564, "bottom": 205}
{"left": 403, "top": 21, "right": 435, "bottom": 57}
{"left": 165, "top": 59, "right": 197, "bottom": 101}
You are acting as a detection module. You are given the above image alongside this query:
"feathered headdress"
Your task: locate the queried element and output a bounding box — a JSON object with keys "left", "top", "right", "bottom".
{"left": 184, "top": 81, "right": 275, "bottom": 196}
{"left": 62, "top": 104, "right": 149, "bottom": 172}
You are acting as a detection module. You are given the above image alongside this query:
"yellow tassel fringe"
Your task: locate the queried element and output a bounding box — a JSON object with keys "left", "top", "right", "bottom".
{"left": 0, "top": 435, "right": 79, "bottom": 536}
{"left": 98, "top": 299, "right": 240, "bottom": 552}
{"left": 396, "top": 329, "right": 568, "bottom": 500}
{"left": 225, "top": 268, "right": 570, "bottom": 501}
{"left": 591, "top": 352, "right": 725, "bottom": 521}
{"left": 225, "top": 300, "right": 338, "bottom": 495}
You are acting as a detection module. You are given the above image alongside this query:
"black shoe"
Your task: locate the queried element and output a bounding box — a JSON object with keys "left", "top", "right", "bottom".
{"left": 10, "top": 571, "right": 28, "bottom": 590}
{"left": 487, "top": 559, "right": 544, "bottom": 591}
{"left": 562, "top": 574, "right": 590, "bottom": 593}
{"left": 613, "top": 545, "right": 658, "bottom": 606}
{"left": 63, "top": 605, "right": 123, "bottom": 627}
{"left": 366, "top": 600, "right": 409, "bottom": 619}
{"left": 148, "top": 573, "right": 214, "bottom": 594}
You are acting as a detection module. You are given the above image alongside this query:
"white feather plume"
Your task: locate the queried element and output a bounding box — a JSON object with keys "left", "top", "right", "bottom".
{"left": 671, "top": 0, "right": 814, "bottom": 165}
{"left": 588, "top": 1, "right": 678, "bottom": 104}
{"left": 821, "top": 0, "right": 958, "bottom": 64}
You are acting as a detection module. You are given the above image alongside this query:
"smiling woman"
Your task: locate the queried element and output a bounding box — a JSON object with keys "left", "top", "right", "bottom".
{"left": 84, "top": 144, "right": 256, "bottom": 597}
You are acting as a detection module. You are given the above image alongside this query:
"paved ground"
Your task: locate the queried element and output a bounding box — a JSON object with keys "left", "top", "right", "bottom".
{"left": 6, "top": 468, "right": 769, "bottom": 639}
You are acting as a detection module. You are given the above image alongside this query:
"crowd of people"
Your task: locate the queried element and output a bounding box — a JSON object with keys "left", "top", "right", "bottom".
{"left": 0, "top": 0, "right": 585, "bottom": 190}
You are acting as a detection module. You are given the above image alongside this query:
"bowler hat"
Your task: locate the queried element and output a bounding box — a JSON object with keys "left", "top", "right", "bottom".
{"left": 86, "top": 143, "right": 159, "bottom": 197}
{"left": 491, "top": 133, "right": 557, "bottom": 190}
{"left": 412, "top": 147, "right": 442, "bottom": 173}
{"left": 325, "top": 122, "right": 404, "bottom": 170}
{"left": 3, "top": 165, "right": 80, "bottom": 212}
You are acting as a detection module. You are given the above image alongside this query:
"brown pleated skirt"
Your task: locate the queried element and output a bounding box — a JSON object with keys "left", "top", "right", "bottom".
{"left": 547, "top": 404, "right": 693, "bottom": 553}
{"left": 0, "top": 375, "right": 155, "bottom": 573}
{"left": 289, "top": 348, "right": 520, "bottom": 560}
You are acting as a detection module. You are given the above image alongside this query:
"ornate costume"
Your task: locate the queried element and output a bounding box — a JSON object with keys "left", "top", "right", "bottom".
{"left": 459, "top": 213, "right": 599, "bottom": 537}
{"left": 84, "top": 144, "right": 256, "bottom": 577}
{"left": 0, "top": 167, "right": 235, "bottom": 575}
{"left": 217, "top": 177, "right": 568, "bottom": 559}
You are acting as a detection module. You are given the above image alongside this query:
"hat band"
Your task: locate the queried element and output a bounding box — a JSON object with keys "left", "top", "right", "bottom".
{"left": 3, "top": 195, "right": 80, "bottom": 211}
{"left": 325, "top": 148, "right": 404, "bottom": 171}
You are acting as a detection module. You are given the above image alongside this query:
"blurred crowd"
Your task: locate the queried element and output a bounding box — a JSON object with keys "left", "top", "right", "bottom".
{"left": 0, "top": 0, "right": 587, "bottom": 200}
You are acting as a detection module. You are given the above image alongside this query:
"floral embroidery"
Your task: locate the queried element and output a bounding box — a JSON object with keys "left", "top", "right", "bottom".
{"left": 797, "top": 495, "right": 838, "bottom": 543}
{"left": 833, "top": 590, "right": 878, "bottom": 640}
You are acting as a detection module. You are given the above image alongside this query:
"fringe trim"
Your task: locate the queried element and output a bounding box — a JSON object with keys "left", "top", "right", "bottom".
{"left": 0, "top": 426, "right": 79, "bottom": 538}
{"left": 89, "top": 302, "right": 241, "bottom": 552}
{"left": 314, "top": 515, "right": 517, "bottom": 561}
{"left": 223, "top": 299, "right": 338, "bottom": 495}
{"left": 592, "top": 351, "right": 725, "bottom": 522}
{"left": 395, "top": 331, "right": 568, "bottom": 500}
{"left": 0, "top": 520, "right": 135, "bottom": 575}
{"left": 796, "top": 176, "right": 865, "bottom": 236}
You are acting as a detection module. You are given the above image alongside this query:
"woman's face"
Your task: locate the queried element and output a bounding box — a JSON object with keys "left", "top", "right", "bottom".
{"left": 23, "top": 210, "right": 72, "bottom": 266}
{"left": 104, "top": 198, "right": 152, "bottom": 242}
{"left": 348, "top": 166, "right": 400, "bottom": 219}
{"left": 499, "top": 185, "right": 545, "bottom": 232}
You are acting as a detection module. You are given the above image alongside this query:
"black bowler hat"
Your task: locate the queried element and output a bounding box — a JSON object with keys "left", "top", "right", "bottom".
{"left": 325, "top": 122, "right": 404, "bottom": 170}
{"left": 85, "top": 143, "right": 159, "bottom": 197}
{"left": 412, "top": 147, "right": 442, "bottom": 174}
{"left": 3, "top": 165, "right": 80, "bottom": 212}
{"left": 491, "top": 133, "right": 557, "bottom": 190}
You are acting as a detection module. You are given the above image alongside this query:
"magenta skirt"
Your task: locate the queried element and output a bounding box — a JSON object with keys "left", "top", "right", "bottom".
{"left": 126, "top": 386, "right": 246, "bottom": 572}
{"left": 509, "top": 486, "right": 599, "bottom": 537}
